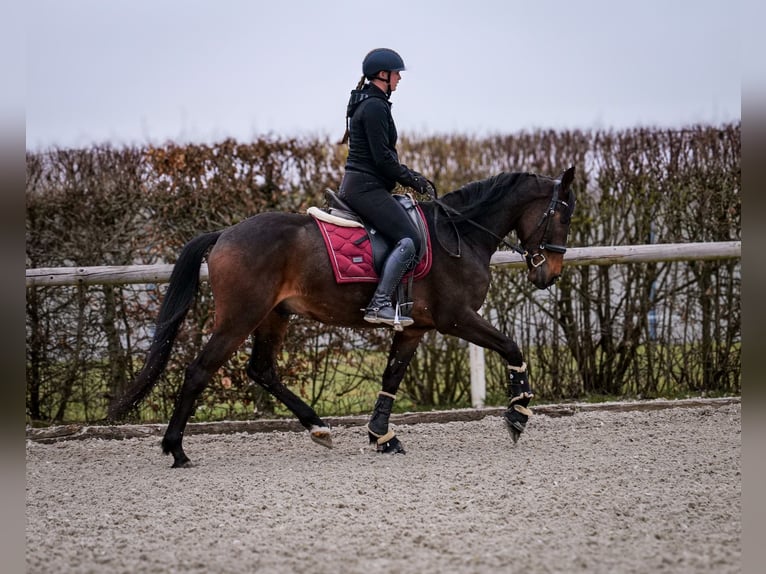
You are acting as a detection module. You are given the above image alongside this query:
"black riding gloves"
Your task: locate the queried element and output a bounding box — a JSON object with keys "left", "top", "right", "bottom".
{"left": 402, "top": 169, "right": 437, "bottom": 199}
{"left": 425, "top": 178, "right": 438, "bottom": 199}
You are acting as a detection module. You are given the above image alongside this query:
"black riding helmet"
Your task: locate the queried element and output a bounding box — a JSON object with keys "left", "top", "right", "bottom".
{"left": 338, "top": 48, "right": 407, "bottom": 143}
{"left": 362, "top": 48, "right": 406, "bottom": 79}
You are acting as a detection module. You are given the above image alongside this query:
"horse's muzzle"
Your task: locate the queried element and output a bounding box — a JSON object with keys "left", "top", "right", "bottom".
{"left": 528, "top": 265, "right": 560, "bottom": 290}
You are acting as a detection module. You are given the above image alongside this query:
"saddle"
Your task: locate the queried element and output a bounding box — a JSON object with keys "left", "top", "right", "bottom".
{"left": 307, "top": 190, "right": 432, "bottom": 284}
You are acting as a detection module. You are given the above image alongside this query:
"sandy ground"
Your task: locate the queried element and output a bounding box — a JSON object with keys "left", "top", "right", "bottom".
{"left": 26, "top": 401, "right": 740, "bottom": 574}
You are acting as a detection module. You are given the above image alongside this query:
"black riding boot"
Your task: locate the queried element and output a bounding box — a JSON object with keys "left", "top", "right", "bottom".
{"left": 364, "top": 238, "right": 416, "bottom": 328}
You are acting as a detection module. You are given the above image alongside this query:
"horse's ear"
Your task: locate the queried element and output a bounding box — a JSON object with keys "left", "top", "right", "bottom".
{"left": 558, "top": 166, "right": 576, "bottom": 223}
{"left": 560, "top": 166, "right": 575, "bottom": 191}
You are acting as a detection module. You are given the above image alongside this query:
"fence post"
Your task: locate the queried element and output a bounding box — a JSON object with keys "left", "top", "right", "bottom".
{"left": 470, "top": 343, "right": 486, "bottom": 408}
{"left": 469, "top": 306, "right": 486, "bottom": 408}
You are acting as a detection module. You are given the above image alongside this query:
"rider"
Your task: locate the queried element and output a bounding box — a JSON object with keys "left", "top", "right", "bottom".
{"left": 339, "top": 48, "right": 435, "bottom": 328}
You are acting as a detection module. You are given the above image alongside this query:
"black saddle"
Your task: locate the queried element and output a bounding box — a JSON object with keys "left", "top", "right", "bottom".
{"left": 324, "top": 189, "right": 428, "bottom": 275}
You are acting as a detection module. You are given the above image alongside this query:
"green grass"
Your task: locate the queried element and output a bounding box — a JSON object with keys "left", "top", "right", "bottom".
{"left": 27, "top": 340, "right": 741, "bottom": 426}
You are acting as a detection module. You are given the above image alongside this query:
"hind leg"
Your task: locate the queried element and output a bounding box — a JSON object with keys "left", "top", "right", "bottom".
{"left": 367, "top": 329, "right": 425, "bottom": 454}
{"left": 162, "top": 330, "right": 249, "bottom": 467}
{"left": 247, "top": 311, "right": 332, "bottom": 448}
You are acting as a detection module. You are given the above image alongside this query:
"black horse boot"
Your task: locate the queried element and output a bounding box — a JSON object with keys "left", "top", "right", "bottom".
{"left": 504, "top": 362, "right": 533, "bottom": 444}
{"left": 366, "top": 391, "right": 405, "bottom": 454}
{"left": 364, "top": 238, "right": 416, "bottom": 328}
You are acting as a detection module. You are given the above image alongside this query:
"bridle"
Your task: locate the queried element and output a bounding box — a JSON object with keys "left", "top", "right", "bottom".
{"left": 432, "top": 179, "right": 572, "bottom": 266}
{"left": 522, "top": 180, "right": 572, "bottom": 268}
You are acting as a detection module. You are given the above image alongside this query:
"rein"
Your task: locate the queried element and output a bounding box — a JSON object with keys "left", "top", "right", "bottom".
{"left": 433, "top": 198, "right": 524, "bottom": 258}
{"left": 431, "top": 182, "right": 570, "bottom": 267}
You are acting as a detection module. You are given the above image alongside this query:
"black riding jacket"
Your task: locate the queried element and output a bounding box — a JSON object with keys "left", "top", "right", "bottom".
{"left": 344, "top": 83, "right": 419, "bottom": 192}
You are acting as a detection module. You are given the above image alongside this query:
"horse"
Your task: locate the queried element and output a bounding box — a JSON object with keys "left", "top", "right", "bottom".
{"left": 109, "top": 167, "right": 577, "bottom": 467}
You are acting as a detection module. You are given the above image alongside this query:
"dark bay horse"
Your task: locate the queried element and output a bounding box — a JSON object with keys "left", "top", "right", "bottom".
{"left": 109, "top": 167, "right": 576, "bottom": 467}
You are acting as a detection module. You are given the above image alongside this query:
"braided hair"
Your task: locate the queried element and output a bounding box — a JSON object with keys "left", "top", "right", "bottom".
{"left": 338, "top": 75, "right": 367, "bottom": 145}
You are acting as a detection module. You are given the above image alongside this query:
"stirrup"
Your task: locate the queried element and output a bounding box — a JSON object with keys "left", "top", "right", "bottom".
{"left": 363, "top": 304, "right": 414, "bottom": 330}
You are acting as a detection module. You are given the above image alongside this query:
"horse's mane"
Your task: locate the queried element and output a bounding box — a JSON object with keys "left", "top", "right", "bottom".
{"left": 440, "top": 172, "right": 545, "bottom": 221}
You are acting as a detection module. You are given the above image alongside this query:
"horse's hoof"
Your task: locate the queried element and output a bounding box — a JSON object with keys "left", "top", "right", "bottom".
{"left": 504, "top": 408, "right": 528, "bottom": 445}
{"left": 171, "top": 456, "right": 193, "bottom": 468}
{"left": 309, "top": 426, "right": 333, "bottom": 449}
{"left": 163, "top": 442, "right": 192, "bottom": 468}
{"left": 376, "top": 435, "right": 406, "bottom": 454}
{"left": 505, "top": 418, "right": 525, "bottom": 444}
{"left": 507, "top": 424, "right": 522, "bottom": 444}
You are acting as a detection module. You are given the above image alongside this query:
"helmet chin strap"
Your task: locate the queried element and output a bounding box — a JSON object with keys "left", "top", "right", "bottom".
{"left": 378, "top": 71, "right": 392, "bottom": 97}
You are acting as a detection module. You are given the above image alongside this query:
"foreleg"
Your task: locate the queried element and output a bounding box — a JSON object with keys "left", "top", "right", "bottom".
{"left": 437, "top": 309, "right": 533, "bottom": 443}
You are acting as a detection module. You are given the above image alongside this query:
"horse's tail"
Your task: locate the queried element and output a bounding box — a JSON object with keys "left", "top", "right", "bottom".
{"left": 107, "top": 231, "right": 222, "bottom": 421}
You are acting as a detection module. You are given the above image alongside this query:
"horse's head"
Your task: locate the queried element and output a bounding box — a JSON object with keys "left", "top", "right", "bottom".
{"left": 517, "top": 167, "right": 576, "bottom": 289}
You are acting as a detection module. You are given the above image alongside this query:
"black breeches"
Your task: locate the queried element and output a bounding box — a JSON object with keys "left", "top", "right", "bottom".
{"left": 339, "top": 171, "right": 422, "bottom": 254}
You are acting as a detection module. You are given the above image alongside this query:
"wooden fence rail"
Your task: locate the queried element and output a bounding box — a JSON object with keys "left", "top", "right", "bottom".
{"left": 25, "top": 241, "right": 741, "bottom": 287}
{"left": 25, "top": 241, "right": 741, "bottom": 409}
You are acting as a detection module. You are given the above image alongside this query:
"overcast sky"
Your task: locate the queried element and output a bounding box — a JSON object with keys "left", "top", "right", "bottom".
{"left": 26, "top": 0, "right": 742, "bottom": 150}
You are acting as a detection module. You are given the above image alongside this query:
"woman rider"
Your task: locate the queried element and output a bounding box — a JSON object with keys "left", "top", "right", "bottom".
{"left": 339, "top": 48, "right": 435, "bottom": 328}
